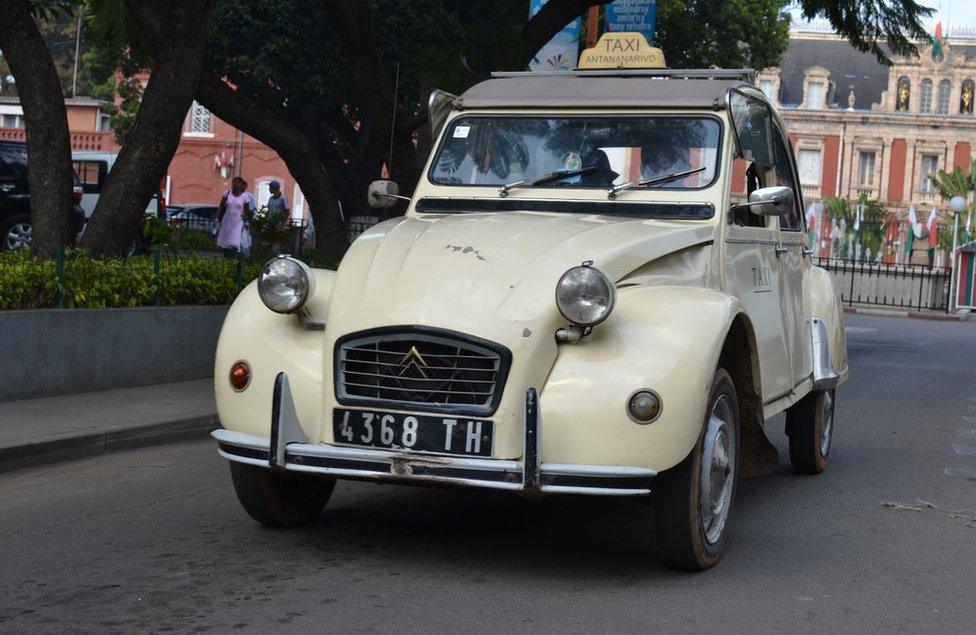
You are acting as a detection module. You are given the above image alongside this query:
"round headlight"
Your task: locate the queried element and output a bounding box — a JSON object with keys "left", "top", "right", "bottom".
{"left": 555, "top": 263, "right": 616, "bottom": 327}
{"left": 257, "top": 256, "right": 313, "bottom": 313}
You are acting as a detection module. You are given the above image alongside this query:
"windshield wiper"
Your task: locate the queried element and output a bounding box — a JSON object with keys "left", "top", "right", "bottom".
{"left": 499, "top": 166, "right": 598, "bottom": 197}
{"left": 607, "top": 165, "right": 708, "bottom": 200}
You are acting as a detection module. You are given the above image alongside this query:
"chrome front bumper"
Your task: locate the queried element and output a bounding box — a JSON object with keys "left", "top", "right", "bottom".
{"left": 213, "top": 373, "right": 655, "bottom": 497}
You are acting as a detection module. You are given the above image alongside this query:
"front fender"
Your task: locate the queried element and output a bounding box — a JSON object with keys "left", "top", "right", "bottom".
{"left": 214, "top": 269, "right": 334, "bottom": 439}
{"left": 539, "top": 285, "right": 746, "bottom": 472}
{"left": 809, "top": 265, "right": 848, "bottom": 384}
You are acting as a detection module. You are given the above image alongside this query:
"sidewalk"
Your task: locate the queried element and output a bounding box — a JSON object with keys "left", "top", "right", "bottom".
{"left": 0, "top": 379, "right": 217, "bottom": 473}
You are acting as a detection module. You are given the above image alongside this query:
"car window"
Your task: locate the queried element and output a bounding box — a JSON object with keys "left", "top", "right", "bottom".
{"left": 430, "top": 115, "right": 722, "bottom": 191}
{"left": 771, "top": 134, "right": 802, "bottom": 231}
{"left": 72, "top": 160, "right": 105, "bottom": 193}
{"left": 0, "top": 159, "right": 17, "bottom": 179}
{"left": 728, "top": 90, "right": 774, "bottom": 168}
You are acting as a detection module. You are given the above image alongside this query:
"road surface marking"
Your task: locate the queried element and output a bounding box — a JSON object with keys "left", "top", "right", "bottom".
{"left": 844, "top": 326, "right": 876, "bottom": 334}
{"left": 945, "top": 465, "right": 976, "bottom": 476}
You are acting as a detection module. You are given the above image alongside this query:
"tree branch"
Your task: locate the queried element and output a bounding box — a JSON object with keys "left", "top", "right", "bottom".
{"left": 0, "top": 0, "right": 75, "bottom": 256}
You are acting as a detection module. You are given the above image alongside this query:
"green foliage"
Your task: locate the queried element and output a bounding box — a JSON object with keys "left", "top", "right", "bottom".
{"left": 107, "top": 75, "right": 141, "bottom": 145}
{"left": 930, "top": 160, "right": 976, "bottom": 205}
{"left": 0, "top": 249, "right": 265, "bottom": 310}
{"left": 140, "top": 215, "right": 219, "bottom": 254}
{"left": 247, "top": 209, "right": 290, "bottom": 260}
{"left": 656, "top": 0, "right": 790, "bottom": 70}
{"left": 823, "top": 195, "right": 887, "bottom": 261}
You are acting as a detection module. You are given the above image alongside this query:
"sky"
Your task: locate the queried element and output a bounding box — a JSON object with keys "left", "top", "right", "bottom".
{"left": 789, "top": 1, "right": 976, "bottom": 36}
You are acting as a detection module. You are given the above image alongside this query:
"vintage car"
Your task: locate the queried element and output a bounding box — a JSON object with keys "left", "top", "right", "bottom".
{"left": 212, "top": 35, "right": 848, "bottom": 571}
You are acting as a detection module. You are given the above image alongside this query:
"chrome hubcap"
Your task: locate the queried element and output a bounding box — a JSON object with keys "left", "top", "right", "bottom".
{"left": 820, "top": 390, "right": 834, "bottom": 458}
{"left": 699, "top": 393, "right": 736, "bottom": 545}
{"left": 6, "top": 222, "right": 31, "bottom": 250}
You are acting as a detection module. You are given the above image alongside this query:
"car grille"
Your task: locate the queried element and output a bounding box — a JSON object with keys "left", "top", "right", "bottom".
{"left": 335, "top": 329, "right": 509, "bottom": 415}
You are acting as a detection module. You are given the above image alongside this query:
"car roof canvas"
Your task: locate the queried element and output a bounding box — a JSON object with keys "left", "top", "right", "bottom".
{"left": 456, "top": 76, "right": 750, "bottom": 110}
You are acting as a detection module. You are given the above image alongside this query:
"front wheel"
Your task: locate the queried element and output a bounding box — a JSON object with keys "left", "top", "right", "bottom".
{"left": 786, "top": 389, "right": 835, "bottom": 474}
{"left": 0, "top": 213, "right": 31, "bottom": 251}
{"left": 230, "top": 462, "right": 336, "bottom": 526}
{"left": 652, "top": 369, "right": 740, "bottom": 571}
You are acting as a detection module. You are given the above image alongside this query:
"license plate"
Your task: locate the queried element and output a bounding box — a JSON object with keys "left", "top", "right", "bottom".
{"left": 332, "top": 408, "right": 493, "bottom": 457}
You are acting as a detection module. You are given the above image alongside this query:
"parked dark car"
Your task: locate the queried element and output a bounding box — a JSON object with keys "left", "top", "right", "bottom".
{"left": 166, "top": 204, "right": 219, "bottom": 235}
{"left": 0, "top": 141, "right": 85, "bottom": 251}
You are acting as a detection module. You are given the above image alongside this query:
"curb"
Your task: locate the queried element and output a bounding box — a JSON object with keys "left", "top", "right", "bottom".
{"left": 0, "top": 415, "right": 218, "bottom": 475}
{"left": 843, "top": 306, "right": 971, "bottom": 321}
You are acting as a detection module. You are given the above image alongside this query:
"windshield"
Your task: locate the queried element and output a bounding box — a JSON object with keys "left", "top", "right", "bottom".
{"left": 429, "top": 116, "right": 721, "bottom": 190}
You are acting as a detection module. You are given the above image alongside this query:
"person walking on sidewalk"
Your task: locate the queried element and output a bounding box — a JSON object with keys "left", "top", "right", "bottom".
{"left": 216, "top": 176, "right": 251, "bottom": 258}
{"left": 266, "top": 180, "right": 289, "bottom": 225}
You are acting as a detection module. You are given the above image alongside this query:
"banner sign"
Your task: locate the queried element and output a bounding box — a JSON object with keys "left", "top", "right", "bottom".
{"left": 605, "top": 0, "right": 657, "bottom": 44}
{"left": 528, "top": 0, "right": 581, "bottom": 71}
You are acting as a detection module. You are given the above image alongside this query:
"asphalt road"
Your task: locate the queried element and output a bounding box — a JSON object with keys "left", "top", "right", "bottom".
{"left": 2, "top": 313, "right": 976, "bottom": 633}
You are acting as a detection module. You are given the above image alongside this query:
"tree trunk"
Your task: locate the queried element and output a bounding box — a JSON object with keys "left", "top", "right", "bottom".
{"left": 81, "top": 0, "right": 209, "bottom": 256}
{"left": 0, "top": 0, "right": 75, "bottom": 258}
{"left": 196, "top": 75, "right": 348, "bottom": 262}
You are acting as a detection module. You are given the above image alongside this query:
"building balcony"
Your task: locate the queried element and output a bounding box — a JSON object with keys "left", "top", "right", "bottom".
{"left": 801, "top": 183, "right": 821, "bottom": 200}
{"left": 913, "top": 190, "right": 939, "bottom": 204}
{"left": 850, "top": 186, "right": 879, "bottom": 200}
{"left": 0, "top": 126, "right": 118, "bottom": 152}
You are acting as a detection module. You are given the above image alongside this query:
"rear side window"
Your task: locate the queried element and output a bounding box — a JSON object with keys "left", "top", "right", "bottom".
{"left": 73, "top": 160, "right": 105, "bottom": 193}
{"left": 0, "top": 159, "right": 17, "bottom": 179}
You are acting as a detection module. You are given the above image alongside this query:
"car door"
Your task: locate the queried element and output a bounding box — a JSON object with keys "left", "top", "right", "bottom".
{"left": 724, "top": 90, "right": 795, "bottom": 402}
{"left": 770, "top": 130, "right": 812, "bottom": 386}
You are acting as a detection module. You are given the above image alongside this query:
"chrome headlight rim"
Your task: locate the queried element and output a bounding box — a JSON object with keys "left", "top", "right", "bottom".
{"left": 554, "top": 261, "right": 616, "bottom": 328}
{"left": 257, "top": 255, "right": 314, "bottom": 314}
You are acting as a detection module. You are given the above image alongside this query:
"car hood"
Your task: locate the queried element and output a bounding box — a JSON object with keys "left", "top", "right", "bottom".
{"left": 326, "top": 211, "right": 714, "bottom": 339}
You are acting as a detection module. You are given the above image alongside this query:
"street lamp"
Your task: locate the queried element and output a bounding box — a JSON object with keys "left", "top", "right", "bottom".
{"left": 948, "top": 195, "right": 967, "bottom": 312}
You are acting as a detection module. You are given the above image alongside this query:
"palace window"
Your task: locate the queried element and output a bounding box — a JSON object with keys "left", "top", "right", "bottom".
{"left": 759, "top": 79, "right": 775, "bottom": 101}
{"left": 806, "top": 81, "right": 825, "bottom": 109}
{"left": 858, "top": 152, "right": 877, "bottom": 187}
{"left": 797, "top": 149, "right": 822, "bottom": 185}
{"left": 919, "top": 79, "right": 933, "bottom": 113}
{"left": 185, "top": 101, "right": 213, "bottom": 135}
{"left": 937, "top": 80, "right": 951, "bottom": 115}
{"left": 1, "top": 114, "right": 24, "bottom": 129}
{"left": 919, "top": 154, "right": 939, "bottom": 192}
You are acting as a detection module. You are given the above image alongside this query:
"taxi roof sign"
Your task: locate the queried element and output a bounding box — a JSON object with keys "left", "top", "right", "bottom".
{"left": 577, "top": 32, "right": 666, "bottom": 70}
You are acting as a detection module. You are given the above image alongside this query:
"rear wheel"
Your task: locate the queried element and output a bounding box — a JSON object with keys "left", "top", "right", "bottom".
{"left": 0, "top": 213, "right": 31, "bottom": 251}
{"left": 786, "top": 389, "right": 834, "bottom": 474}
{"left": 652, "top": 369, "right": 739, "bottom": 571}
{"left": 230, "top": 462, "right": 336, "bottom": 526}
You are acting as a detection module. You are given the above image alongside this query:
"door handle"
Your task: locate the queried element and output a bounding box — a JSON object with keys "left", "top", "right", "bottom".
{"left": 774, "top": 243, "right": 789, "bottom": 256}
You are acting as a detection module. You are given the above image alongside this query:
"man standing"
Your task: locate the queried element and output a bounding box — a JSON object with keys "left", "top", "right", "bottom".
{"left": 266, "top": 180, "right": 289, "bottom": 223}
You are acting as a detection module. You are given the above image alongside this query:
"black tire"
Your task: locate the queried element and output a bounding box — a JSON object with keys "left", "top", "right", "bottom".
{"left": 230, "top": 462, "right": 336, "bottom": 526}
{"left": 0, "top": 213, "right": 31, "bottom": 251}
{"left": 786, "top": 388, "right": 835, "bottom": 475}
{"left": 653, "top": 369, "right": 740, "bottom": 571}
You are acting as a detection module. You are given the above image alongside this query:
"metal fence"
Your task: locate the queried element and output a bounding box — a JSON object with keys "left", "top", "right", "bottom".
{"left": 814, "top": 258, "right": 951, "bottom": 312}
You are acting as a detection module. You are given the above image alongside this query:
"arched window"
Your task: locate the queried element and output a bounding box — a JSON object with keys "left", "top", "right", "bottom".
{"left": 961, "top": 79, "right": 975, "bottom": 114}
{"left": 937, "top": 80, "right": 952, "bottom": 115}
{"left": 896, "top": 77, "right": 911, "bottom": 111}
{"left": 920, "top": 79, "right": 933, "bottom": 113}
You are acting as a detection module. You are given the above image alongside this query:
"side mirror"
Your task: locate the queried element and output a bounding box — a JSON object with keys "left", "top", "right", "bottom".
{"left": 731, "top": 185, "right": 794, "bottom": 217}
{"left": 367, "top": 180, "right": 410, "bottom": 209}
{"left": 428, "top": 89, "right": 456, "bottom": 142}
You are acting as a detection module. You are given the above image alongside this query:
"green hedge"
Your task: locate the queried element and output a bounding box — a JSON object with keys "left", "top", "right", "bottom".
{"left": 0, "top": 250, "right": 263, "bottom": 310}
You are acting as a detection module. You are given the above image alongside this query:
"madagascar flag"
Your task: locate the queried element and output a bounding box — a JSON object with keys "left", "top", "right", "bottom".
{"left": 933, "top": 22, "right": 944, "bottom": 60}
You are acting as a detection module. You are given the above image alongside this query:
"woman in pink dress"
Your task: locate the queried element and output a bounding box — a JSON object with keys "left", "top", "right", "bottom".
{"left": 216, "top": 176, "right": 251, "bottom": 257}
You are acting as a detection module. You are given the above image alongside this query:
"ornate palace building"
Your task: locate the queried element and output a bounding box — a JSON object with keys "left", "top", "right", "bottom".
{"left": 761, "top": 30, "right": 976, "bottom": 214}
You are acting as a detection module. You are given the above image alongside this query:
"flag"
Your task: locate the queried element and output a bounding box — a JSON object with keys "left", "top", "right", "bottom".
{"left": 905, "top": 205, "right": 917, "bottom": 253}
{"left": 932, "top": 22, "right": 944, "bottom": 61}
{"left": 928, "top": 208, "right": 939, "bottom": 250}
